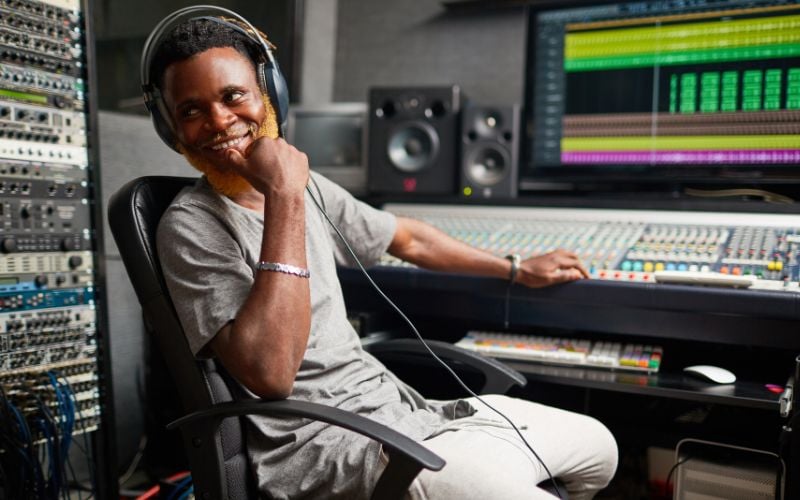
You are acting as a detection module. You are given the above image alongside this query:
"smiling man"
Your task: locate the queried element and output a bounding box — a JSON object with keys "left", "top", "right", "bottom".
{"left": 147, "top": 10, "right": 617, "bottom": 500}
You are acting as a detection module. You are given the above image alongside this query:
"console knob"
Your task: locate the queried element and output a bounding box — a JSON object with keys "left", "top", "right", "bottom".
{"left": 1, "top": 238, "right": 17, "bottom": 253}
{"left": 34, "top": 275, "right": 47, "bottom": 287}
{"left": 61, "top": 238, "right": 76, "bottom": 251}
{"left": 67, "top": 255, "right": 83, "bottom": 269}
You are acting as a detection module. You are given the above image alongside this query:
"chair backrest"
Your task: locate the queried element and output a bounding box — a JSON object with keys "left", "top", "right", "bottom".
{"left": 108, "top": 176, "right": 253, "bottom": 499}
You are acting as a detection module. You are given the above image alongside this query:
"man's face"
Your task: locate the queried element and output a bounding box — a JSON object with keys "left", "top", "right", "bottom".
{"left": 162, "top": 46, "right": 267, "bottom": 194}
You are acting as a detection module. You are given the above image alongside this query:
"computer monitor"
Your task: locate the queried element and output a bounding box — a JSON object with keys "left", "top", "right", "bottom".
{"left": 522, "top": 0, "right": 800, "bottom": 194}
{"left": 286, "top": 103, "right": 368, "bottom": 195}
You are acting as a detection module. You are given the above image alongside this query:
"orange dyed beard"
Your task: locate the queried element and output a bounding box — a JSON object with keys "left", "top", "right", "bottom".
{"left": 177, "top": 94, "right": 280, "bottom": 197}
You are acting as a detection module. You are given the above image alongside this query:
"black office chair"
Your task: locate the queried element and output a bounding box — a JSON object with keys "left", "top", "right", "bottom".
{"left": 107, "top": 175, "right": 526, "bottom": 499}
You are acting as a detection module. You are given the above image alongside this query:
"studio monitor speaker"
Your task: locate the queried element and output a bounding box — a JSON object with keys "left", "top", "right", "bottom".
{"left": 368, "top": 86, "right": 461, "bottom": 195}
{"left": 460, "top": 104, "right": 520, "bottom": 200}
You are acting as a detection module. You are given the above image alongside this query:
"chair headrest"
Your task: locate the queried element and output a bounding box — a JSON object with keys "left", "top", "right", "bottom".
{"left": 108, "top": 176, "right": 196, "bottom": 306}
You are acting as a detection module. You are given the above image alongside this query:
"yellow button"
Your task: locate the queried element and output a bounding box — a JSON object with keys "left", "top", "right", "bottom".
{"left": 767, "top": 261, "right": 776, "bottom": 271}
{"left": 775, "top": 261, "right": 784, "bottom": 271}
{"left": 655, "top": 262, "right": 665, "bottom": 271}
{"left": 643, "top": 262, "right": 654, "bottom": 272}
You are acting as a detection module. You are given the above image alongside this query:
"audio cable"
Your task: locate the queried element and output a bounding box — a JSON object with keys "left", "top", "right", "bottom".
{"left": 304, "top": 183, "right": 564, "bottom": 499}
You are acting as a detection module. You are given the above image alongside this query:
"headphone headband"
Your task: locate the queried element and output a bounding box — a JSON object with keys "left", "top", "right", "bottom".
{"left": 140, "top": 5, "right": 277, "bottom": 89}
{"left": 140, "top": 5, "right": 289, "bottom": 150}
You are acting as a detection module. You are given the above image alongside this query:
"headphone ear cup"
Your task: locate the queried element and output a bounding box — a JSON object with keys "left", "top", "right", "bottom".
{"left": 271, "top": 67, "right": 290, "bottom": 134}
{"left": 148, "top": 98, "right": 179, "bottom": 152}
{"left": 259, "top": 62, "right": 289, "bottom": 137}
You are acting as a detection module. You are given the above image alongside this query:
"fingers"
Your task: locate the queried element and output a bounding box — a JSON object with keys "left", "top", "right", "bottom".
{"left": 225, "top": 137, "right": 307, "bottom": 186}
{"left": 224, "top": 136, "right": 274, "bottom": 174}
{"left": 549, "top": 266, "right": 584, "bottom": 283}
{"left": 566, "top": 257, "right": 591, "bottom": 279}
{"left": 225, "top": 148, "right": 247, "bottom": 169}
{"left": 516, "top": 250, "right": 589, "bottom": 288}
{"left": 544, "top": 249, "right": 591, "bottom": 282}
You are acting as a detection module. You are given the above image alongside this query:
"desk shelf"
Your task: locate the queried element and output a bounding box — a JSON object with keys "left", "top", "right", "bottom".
{"left": 502, "top": 360, "right": 782, "bottom": 411}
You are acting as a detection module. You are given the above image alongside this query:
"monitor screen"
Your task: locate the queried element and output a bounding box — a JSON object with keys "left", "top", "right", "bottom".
{"left": 522, "top": 0, "right": 800, "bottom": 191}
{"left": 286, "top": 103, "right": 368, "bottom": 194}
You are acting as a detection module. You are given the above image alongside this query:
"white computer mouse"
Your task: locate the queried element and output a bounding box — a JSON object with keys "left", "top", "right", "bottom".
{"left": 683, "top": 365, "right": 736, "bottom": 384}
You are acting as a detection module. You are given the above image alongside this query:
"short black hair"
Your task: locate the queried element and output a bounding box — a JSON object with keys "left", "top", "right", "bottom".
{"left": 149, "top": 17, "right": 260, "bottom": 90}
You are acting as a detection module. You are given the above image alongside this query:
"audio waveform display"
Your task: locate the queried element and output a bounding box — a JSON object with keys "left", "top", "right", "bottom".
{"left": 564, "top": 13, "right": 800, "bottom": 71}
{"left": 527, "top": 0, "right": 800, "bottom": 171}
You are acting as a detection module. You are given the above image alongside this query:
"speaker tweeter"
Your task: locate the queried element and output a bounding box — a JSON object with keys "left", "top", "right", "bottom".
{"left": 460, "top": 104, "right": 520, "bottom": 200}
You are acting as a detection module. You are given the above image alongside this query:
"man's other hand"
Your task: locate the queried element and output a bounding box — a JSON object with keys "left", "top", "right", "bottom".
{"left": 516, "top": 249, "right": 590, "bottom": 288}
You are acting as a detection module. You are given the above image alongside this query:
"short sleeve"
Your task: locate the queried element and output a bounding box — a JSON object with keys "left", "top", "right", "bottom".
{"left": 308, "top": 172, "right": 396, "bottom": 268}
{"left": 156, "top": 199, "right": 254, "bottom": 357}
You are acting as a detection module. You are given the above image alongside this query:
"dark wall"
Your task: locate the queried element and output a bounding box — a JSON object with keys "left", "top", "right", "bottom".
{"left": 98, "top": 111, "right": 194, "bottom": 472}
{"left": 333, "top": 0, "right": 527, "bottom": 106}
{"left": 93, "top": 0, "right": 298, "bottom": 112}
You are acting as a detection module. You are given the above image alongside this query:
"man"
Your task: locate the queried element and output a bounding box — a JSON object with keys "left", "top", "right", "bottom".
{"left": 150, "top": 13, "right": 617, "bottom": 500}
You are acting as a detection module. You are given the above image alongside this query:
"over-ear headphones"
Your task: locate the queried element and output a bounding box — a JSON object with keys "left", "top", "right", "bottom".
{"left": 140, "top": 5, "right": 289, "bottom": 151}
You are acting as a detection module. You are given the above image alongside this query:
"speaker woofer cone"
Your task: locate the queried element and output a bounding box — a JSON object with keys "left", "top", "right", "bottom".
{"left": 387, "top": 121, "right": 440, "bottom": 173}
{"left": 465, "top": 143, "right": 508, "bottom": 186}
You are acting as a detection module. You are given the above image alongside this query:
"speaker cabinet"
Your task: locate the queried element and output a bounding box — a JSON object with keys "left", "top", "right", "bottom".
{"left": 368, "top": 86, "right": 461, "bottom": 195}
{"left": 460, "top": 104, "right": 520, "bottom": 200}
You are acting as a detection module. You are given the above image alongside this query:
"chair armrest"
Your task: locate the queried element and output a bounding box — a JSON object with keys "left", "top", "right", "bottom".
{"left": 167, "top": 398, "right": 445, "bottom": 500}
{"left": 365, "top": 338, "right": 527, "bottom": 394}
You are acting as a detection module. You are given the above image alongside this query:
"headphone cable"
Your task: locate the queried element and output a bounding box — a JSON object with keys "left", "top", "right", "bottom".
{"left": 305, "top": 184, "right": 564, "bottom": 499}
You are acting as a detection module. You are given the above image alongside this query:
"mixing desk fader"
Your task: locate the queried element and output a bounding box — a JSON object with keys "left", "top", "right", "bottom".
{"left": 381, "top": 204, "right": 800, "bottom": 292}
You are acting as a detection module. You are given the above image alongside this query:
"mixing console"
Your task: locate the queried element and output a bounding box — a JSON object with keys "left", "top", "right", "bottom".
{"left": 381, "top": 204, "right": 800, "bottom": 292}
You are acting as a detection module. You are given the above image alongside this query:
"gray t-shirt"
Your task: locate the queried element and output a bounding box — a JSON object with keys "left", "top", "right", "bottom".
{"left": 157, "top": 173, "right": 470, "bottom": 499}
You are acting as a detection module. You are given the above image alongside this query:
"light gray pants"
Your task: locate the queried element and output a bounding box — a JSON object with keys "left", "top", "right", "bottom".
{"left": 405, "top": 395, "right": 618, "bottom": 499}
